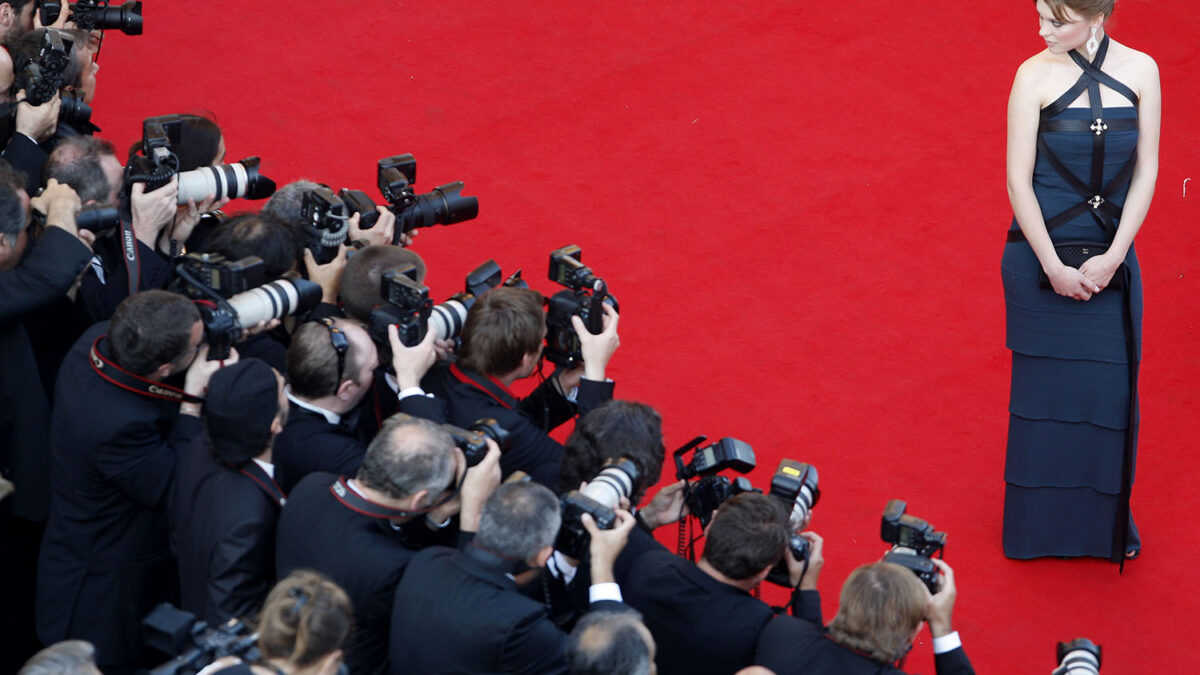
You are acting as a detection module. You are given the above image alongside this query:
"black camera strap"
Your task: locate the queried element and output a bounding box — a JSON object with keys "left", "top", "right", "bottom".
{"left": 329, "top": 475, "right": 461, "bottom": 520}
{"left": 119, "top": 218, "right": 141, "bottom": 298}
{"left": 89, "top": 336, "right": 204, "bottom": 404}
{"left": 230, "top": 461, "right": 287, "bottom": 508}
{"left": 449, "top": 364, "right": 516, "bottom": 410}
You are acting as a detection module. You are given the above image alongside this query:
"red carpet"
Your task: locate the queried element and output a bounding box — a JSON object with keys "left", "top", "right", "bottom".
{"left": 89, "top": 1, "right": 1200, "bottom": 671}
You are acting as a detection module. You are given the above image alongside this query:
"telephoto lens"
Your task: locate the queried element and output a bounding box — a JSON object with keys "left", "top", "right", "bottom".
{"left": 428, "top": 296, "right": 471, "bottom": 342}
{"left": 176, "top": 157, "right": 276, "bottom": 205}
{"left": 579, "top": 459, "right": 639, "bottom": 509}
{"left": 225, "top": 278, "right": 322, "bottom": 328}
{"left": 1052, "top": 638, "right": 1102, "bottom": 675}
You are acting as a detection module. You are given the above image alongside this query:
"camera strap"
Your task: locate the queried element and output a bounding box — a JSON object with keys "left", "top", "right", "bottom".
{"left": 89, "top": 336, "right": 204, "bottom": 404}
{"left": 329, "top": 475, "right": 461, "bottom": 520}
{"left": 119, "top": 218, "right": 141, "bottom": 298}
{"left": 230, "top": 461, "right": 287, "bottom": 508}
{"left": 449, "top": 364, "right": 515, "bottom": 409}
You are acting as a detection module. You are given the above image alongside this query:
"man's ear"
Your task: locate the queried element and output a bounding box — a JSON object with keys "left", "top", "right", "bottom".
{"left": 335, "top": 376, "right": 357, "bottom": 401}
{"left": 0, "top": 5, "right": 13, "bottom": 29}
{"left": 403, "top": 490, "right": 430, "bottom": 512}
{"left": 152, "top": 362, "right": 174, "bottom": 381}
{"left": 528, "top": 545, "right": 553, "bottom": 570}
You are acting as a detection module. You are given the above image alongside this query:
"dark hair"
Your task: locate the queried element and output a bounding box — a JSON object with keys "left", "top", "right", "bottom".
{"left": 567, "top": 610, "right": 654, "bottom": 675}
{"left": 457, "top": 286, "right": 545, "bottom": 376}
{"left": 701, "top": 492, "right": 789, "bottom": 581}
{"left": 559, "top": 401, "right": 664, "bottom": 497}
{"left": 9, "top": 28, "right": 88, "bottom": 92}
{"left": 257, "top": 570, "right": 353, "bottom": 669}
{"left": 202, "top": 212, "right": 302, "bottom": 279}
{"left": 340, "top": 245, "right": 428, "bottom": 323}
{"left": 0, "top": 159, "right": 27, "bottom": 240}
{"left": 476, "top": 482, "right": 561, "bottom": 562}
{"left": 127, "top": 113, "right": 223, "bottom": 172}
{"left": 44, "top": 136, "right": 118, "bottom": 204}
{"left": 261, "top": 179, "right": 321, "bottom": 229}
{"left": 109, "top": 290, "right": 201, "bottom": 376}
{"left": 1039, "top": 0, "right": 1115, "bottom": 22}
{"left": 357, "top": 414, "right": 455, "bottom": 500}
{"left": 828, "top": 562, "right": 928, "bottom": 663}
{"left": 286, "top": 319, "right": 370, "bottom": 399}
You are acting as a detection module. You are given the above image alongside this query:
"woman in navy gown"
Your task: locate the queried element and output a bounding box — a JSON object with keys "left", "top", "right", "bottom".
{"left": 1002, "top": 0, "right": 1159, "bottom": 560}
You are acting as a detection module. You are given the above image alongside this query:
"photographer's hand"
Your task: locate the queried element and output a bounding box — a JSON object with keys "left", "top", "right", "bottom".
{"left": 387, "top": 323, "right": 438, "bottom": 391}
{"left": 348, "top": 207, "right": 397, "bottom": 248}
{"left": 454, "top": 439, "right": 501, "bottom": 533}
{"left": 583, "top": 508, "right": 636, "bottom": 584}
{"left": 34, "top": 5, "right": 72, "bottom": 28}
{"left": 572, "top": 302, "right": 619, "bottom": 382}
{"left": 181, "top": 345, "right": 239, "bottom": 416}
{"left": 640, "top": 480, "right": 689, "bottom": 529}
{"left": 925, "top": 558, "right": 957, "bottom": 638}
{"left": 131, "top": 177, "right": 179, "bottom": 250}
{"left": 794, "top": 531, "right": 824, "bottom": 590}
{"left": 303, "top": 245, "right": 347, "bottom": 304}
{"left": 13, "top": 89, "right": 59, "bottom": 142}
{"left": 168, "top": 193, "right": 230, "bottom": 252}
{"left": 32, "top": 179, "right": 91, "bottom": 248}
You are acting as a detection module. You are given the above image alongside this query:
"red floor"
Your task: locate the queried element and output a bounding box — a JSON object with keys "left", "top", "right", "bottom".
{"left": 89, "top": 1, "right": 1200, "bottom": 671}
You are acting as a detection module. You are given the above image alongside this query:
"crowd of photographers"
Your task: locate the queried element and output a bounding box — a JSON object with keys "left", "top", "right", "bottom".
{"left": 1, "top": 5, "right": 1106, "bottom": 675}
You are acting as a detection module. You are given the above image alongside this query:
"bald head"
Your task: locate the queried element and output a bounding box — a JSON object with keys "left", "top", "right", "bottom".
{"left": 568, "top": 610, "right": 656, "bottom": 675}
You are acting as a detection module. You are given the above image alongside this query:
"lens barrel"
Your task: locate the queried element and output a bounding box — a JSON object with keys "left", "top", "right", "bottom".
{"left": 225, "top": 278, "right": 321, "bottom": 327}
{"left": 176, "top": 157, "right": 276, "bottom": 205}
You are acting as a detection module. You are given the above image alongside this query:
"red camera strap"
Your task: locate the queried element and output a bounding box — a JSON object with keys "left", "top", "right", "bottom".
{"left": 449, "top": 363, "right": 516, "bottom": 410}
{"left": 88, "top": 336, "right": 204, "bottom": 405}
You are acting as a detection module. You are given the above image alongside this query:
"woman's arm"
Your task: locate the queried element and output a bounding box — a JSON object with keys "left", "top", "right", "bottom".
{"left": 1079, "top": 53, "right": 1160, "bottom": 290}
{"left": 1006, "top": 59, "right": 1100, "bottom": 301}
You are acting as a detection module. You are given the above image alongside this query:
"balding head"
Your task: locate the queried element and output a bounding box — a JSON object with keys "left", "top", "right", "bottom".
{"left": 568, "top": 611, "right": 656, "bottom": 675}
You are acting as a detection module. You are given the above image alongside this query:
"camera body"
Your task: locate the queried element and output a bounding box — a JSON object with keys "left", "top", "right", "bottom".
{"left": 764, "top": 459, "right": 820, "bottom": 587}
{"left": 300, "top": 186, "right": 351, "bottom": 265}
{"left": 143, "top": 603, "right": 258, "bottom": 675}
{"left": 556, "top": 458, "right": 640, "bottom": 559}
{"left": 444, "top": 418, "right": 510, "bottom": 467}
{"left": 674, "top": 436, "right": 757, "bottom": 528}
{"left": 13, "top": 28, "right": 74, "bottom": 107}
{"left": 39, "top": 1, "right": 143, "bottom": 35}
{"left": 544, "top": 245, "right": 619, "bottom": 367}
{"left": 373, "top": 154, "right": 478, "bottom": 240}
{"left": 1053, "top": 638, "right": 1102, "bottom": 675}
{"left": 880, "top": 499, "right": 947, "bottom": 593}
{"left": 339, "top": 187, "right": 380, "bottom": 229}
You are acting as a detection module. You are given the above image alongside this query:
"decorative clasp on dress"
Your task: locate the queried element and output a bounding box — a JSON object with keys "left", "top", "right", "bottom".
{"left": 1091, "top": 118, "right": 1108, "bottom": 135}
{"left": 1089, "top": 195, "right": 1105, "bottom": 209}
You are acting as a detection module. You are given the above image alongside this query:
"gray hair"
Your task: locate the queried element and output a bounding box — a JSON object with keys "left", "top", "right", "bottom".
{"left": 18, "top": 640, "right": 99, "bottom": 675}
{"left": 475, "top": 482, "right": 561, "bottom": 562}
{"left": 356, "top": 414, "right": 456, "bottom": 501}
{"left": 262, "top": 179, "right": 322, "bottom": 228}
{"left": 568, "top": 611, "right": 654, "bottom": 675}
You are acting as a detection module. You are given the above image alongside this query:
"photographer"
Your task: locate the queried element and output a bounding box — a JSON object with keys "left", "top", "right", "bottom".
{"left": 17, "top": 640, "right": 102, "bottom": 675}
{"left": 622, "top": 492, "right": 817, "bottom": 675}
{"left": 276, "top": 413, "right": 501, "bottom": 675}
{"left": 388, "top": 481, "right": 637, "bottom": 675}
{"left": 264, "top": 178, "right": 407, "bottom": 250}
{"left": 755, "top": 558, "right": 974, "bottom": 675}
{"left": 424, "top": 285, "right": 620, "bottom": 486}
{"left": 36, "top": 289, "right": 234, "bottom": 674}
{"left": 567, "top": 610, "right": 657, "bottom": 675}
{"left": 0, "top": 161, "right": 91, "bottom": 674}
{"left": 171, "top": 358, "right": 288, "bottom": 626}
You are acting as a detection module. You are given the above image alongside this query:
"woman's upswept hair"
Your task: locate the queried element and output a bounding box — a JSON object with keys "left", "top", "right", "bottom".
{"left": 257, "top": 570, "right": 354, "bottom": 668}
{"left": 828, "top": 562, "right": 927, "bottom": 664}
{"left": 1038, "top": 0, "right": 1115, "bottom": 23}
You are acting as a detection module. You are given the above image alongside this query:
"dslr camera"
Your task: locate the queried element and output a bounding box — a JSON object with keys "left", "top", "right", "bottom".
{"left": 544, "top": 245, "right": 619, "bottom": 367}
{"left": 142, "top": 603, "right": 258, "bottom": 675}
{"left": 172, "top": 253, "right": 321, "bottom": 360}
{"left": 9, "top": 29, "right": 99, "bottom": 133}
{"left": 39, "top": 0, "right": 143, "bottom": 34}
{"left": 125, "top": 115, "right": 276, "bottom": 205}
{"left": 557, "top": 458, "right": 640, "bottom": 559}
{"left": 1052, "top": 638, "right": 1101, "bottom": 675}
{"left": 340, "top": 154, "right": 478, "bottom": 244}
{"left": 299, "top": 185, "right": 352, "bottom": 265}
{"left": 444, "top": 418, "right": 510, "bottom": 467}
{"left": 674, "top": 435, "right": 756, "bottom": 529}
{"left": 764, "top": 459, "right": 820, "bottom": 587}
{"left": 880, "top": 499, "right": 947, "bottom": 593}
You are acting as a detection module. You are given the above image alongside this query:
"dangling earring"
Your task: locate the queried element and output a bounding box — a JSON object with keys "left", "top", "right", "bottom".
{"left": 1086, "top": 26, "right": 1100, "bottom": 57}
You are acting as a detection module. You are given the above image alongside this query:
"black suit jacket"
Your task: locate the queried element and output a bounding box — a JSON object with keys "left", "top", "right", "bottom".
{"left": 389, "top": 545, "right": 625, "bottom": 675}
{"left": 0, "top": 227, "right": 92, "bottom": 521}
{"left": 36, "top": 323, "right": 202, "bottom": 669}
{"left": 170, "top": 433, "right": 284, "bottom": 626}
{"left": 276, "top": 472, "right": 446, "bottom": 675}
{"left": 273, "top": 402, "right": 366, "bottom": 493}
{"left": 755, "top": 612, "right": 975, "bottom": 675}
{"left": 1, "top": 131, "right": 48, "bottom": 196}
{"left": 77, "top": 234, "right": 176, "bottom": 324}
{"left": 621, "top": 548, "right": 774, "bottom": 675}
{"left": 422, "top": 364, "right": 613, "bottom": 486}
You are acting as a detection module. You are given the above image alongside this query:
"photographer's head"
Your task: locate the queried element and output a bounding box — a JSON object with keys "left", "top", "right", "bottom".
{"left": 0, "top": 1, "right": 33, "bottom": 45}
{"left": 0, "top": 159, "right": 30, "bottom": 271}
{"left": 202, "top": 212, "right": 302, "bottom": 279}
{"left": 109, "top": 290, "right": 203, "bottom": 379}
{"left": 559, "top": 400, "right": 664, "bottom": 500}
{"left": 475, "top": 481, "right": 561, "bottom": 572}
{"left": 828, "top": 562, "right": 928, "bottom": 664}
{"left": 128, "top": 113, "right": 224, "bottom": 171}
{"left": 17, "top": 640, "right": 101, "bottom": 675}
{"left": 458, "top": 286, "right": 546, "bottom": 380}
{"left": 262, "top": 179, "right": 321, "bottom": 229}
{"left": 204, "top": 358, "right": 287, "bottom": 465}
{"left": 568, "top": 610, "right": 657, "bottom": 675}
{"left": 9, "top": 28, "right": 95, "bottom": 102}
{"left": 286, "top": 318, "right": 377, "bottom": 413}
{"left": 699, "top": 492, "right": 790, "bottom": 589}
{"left": 257, "top": 570, "right": 353, "bottom": 675}
{"left": 355, "top": 413, "right": 459, "bottom": 518}
{"left": 340, "top": 244, "right": 427, "bottom": 323}
{"left": 44, "top": 136, "right": 122, "bottom": 206}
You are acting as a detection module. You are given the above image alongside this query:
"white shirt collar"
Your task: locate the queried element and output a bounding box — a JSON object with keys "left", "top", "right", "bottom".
{"left": 251, "top": 458, "right": 275, "bottom": 479}
{"left": 285, "top": 386, "right": 342, "bottom": 425}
